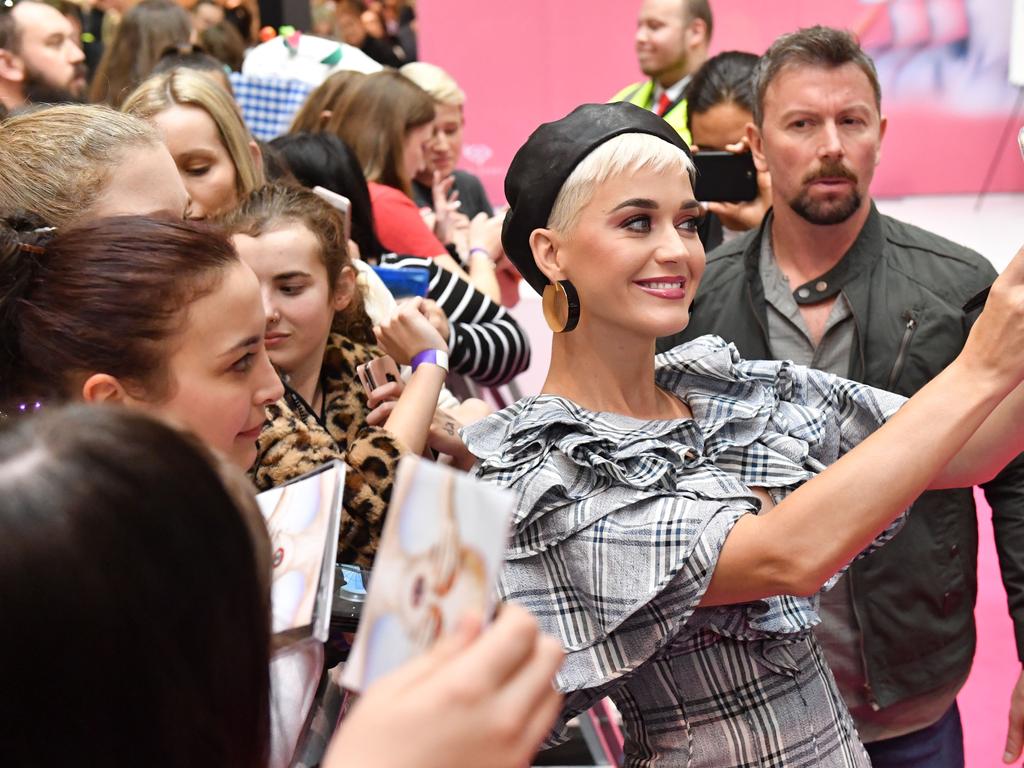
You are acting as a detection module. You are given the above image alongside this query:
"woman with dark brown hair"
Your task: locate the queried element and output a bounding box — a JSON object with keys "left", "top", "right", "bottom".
{"left": 89, "top": 0, "right": 193, "bottom": 107}
{"left": 289, "top": 70, "right": 367, "bottom": 134}
{"left": 0, "top": 405, "right": 565, "bottom": 768}
{"left": 325, "top": 69, "right": 502, "bottom": 301}
{"left": 223, "top": 183, "right": 454, "bottom": 566}
{"left": 0, "top": 213, "right": 283, "bottom": 470}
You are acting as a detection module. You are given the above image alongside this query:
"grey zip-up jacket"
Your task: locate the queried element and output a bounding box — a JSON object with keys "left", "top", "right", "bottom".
{"left": 659, "top": 203, "right": 1024, "bottom": 708}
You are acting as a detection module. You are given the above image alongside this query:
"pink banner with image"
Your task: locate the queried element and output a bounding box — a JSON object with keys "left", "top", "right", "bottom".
{"left": 419, "top": 0, "right": 1024, "bottom": 203}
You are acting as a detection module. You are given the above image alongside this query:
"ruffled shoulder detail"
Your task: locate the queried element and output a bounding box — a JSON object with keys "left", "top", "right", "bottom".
{"left": 462, "top": 335, "right": 907, "bottom": 693}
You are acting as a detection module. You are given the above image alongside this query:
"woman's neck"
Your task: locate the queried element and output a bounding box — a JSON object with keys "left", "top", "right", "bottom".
{"left": 542, "top": 319, "right": 672, "bottom": 420}
{"left": 286, "top": 354, "right": 324, "bottom": 412}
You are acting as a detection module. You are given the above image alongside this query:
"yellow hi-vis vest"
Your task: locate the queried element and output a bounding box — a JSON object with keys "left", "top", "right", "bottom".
{"left": 610, "top": 80, "right": 691, "bottom": 145}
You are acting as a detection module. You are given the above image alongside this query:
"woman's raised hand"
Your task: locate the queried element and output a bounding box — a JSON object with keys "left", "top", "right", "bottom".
{"left": 373, "top": 297, "right": 449, "bottom": 365}
{"left": 704, "top": 137, "right": 772, "bottom": 233}
{"left": 324, "top": 604, "right": 565, "bottom": 768}
{"left": 961, "top": 243, "right": 1024, "bottom": 387}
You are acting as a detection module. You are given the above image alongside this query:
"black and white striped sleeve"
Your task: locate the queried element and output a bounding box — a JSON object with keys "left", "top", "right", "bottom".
{"left": 380, "top": 254, "right": 531, "bottom": 386}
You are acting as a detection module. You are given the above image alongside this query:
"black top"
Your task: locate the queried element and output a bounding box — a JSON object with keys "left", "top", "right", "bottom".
{"left": 412, "top": 168, "right": 494, "bottom": 220}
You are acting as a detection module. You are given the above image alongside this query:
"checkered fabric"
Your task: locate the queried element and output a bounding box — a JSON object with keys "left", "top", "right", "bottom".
{"left": 461, "top": 335, "right": 907, "bottom": 767}
{"left": 229, "top": 72, "right": 314, "bottom": 141}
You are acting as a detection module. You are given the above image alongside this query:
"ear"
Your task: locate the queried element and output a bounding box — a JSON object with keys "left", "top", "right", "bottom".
{"left": 747, "top": 121, "right": 768, "bottom": 174}
{"left": 0, "top": 49, "right": 26, "bottom": 84}
{"left": 875, "top": 114, "right": 887, "bottom": 167}
{"left": 248, "top": 139, "right": 263, "bottom": 172}
{"left": 319, "top": 109, "right": 332, "bottom": 129}
{"left": 685, "top": 17, "right": 708, "bottom": 48}
{"left": 529, "top": 227, "right": 565, "bottom": 285}
{"left": 332, "top": 265, "right": 357, "bottom": 312}
{"left": 81, "top": 373, "right": 130, "bottom": 404}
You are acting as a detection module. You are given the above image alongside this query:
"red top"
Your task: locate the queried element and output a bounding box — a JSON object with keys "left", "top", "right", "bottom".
{"left": 368, "top": 181, "right": 447, "bottom": 258}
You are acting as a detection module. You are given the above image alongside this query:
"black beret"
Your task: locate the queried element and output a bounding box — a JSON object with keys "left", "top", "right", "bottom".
{"left": 501, "top": 102, "right": 692, "bottom": 294}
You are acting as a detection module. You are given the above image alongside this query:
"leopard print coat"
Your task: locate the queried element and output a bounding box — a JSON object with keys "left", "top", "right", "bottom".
{"left": 251, "top": 334, "right": 404, "bottom": 568}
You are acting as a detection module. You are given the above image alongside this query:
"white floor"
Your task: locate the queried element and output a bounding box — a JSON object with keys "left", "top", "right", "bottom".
{"left": 507, "top": 193, "right": 1024, "bottom": 396}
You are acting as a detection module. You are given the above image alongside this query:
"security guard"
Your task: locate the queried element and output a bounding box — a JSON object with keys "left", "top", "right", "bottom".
{"left": 610, "top": 0, "right": 712, "bottom": 145}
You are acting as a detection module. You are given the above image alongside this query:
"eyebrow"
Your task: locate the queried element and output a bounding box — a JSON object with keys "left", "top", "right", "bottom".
{"left": 221, "top": 335, "right": 262, "bottom": 356}
{"left": 610, "top": 198, "right": 702, "bottom": 213}
{"left": 274, "top": 271, "right": 312, "bottom": 281}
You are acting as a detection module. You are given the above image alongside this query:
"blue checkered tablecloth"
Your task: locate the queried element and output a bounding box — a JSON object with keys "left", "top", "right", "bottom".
{"left": 230, "top": 72, "right": 314, "bottom": 141}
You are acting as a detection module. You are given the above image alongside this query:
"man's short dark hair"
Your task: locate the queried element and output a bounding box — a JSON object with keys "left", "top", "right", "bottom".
{"left": 752, "top": 25, "right": 881, "bottom": 126}
{"left": 0, "top": 6, "right": 21, "bottom": 53}
{"left": 684, "top": 0, "right": 713, "bottom": 42}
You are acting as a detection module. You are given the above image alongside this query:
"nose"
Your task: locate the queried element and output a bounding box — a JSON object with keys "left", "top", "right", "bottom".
{"left": 653, "top": 219, "right": 687, "bottom": 264}
{"left": 253, "top": 347, "right": 284, "bottom": 405}
{"left": 262, "top": 288, "right": 279, "bottom": 327}
{"left": 68, "top": 39, "right": 85, "bottom": 64}
{"left": 818, "top": 120, "right": 844, "bottom": 159}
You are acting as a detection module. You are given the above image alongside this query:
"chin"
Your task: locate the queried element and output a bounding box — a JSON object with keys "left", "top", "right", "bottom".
{"left": 650, "top": 311, "right": 692, "bottom": 340}
{"left": 231, "top": 441, "right": 259, "bottom": 472}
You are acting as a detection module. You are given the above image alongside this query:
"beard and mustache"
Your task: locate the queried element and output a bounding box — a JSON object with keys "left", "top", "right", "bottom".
{"left": 22, "top": 61, "right": 88, "bottom": 106}
{"left": 787, "top": 159, "right": 862, "bottom": 225}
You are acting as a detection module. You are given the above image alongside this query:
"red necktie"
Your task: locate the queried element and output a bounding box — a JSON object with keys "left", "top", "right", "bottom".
{"left": 656, "top": 92, "right": 672, "bottom": 117}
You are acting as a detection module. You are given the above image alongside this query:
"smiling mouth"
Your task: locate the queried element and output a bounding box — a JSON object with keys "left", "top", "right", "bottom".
{"left": 633, "top": 277, "right": 688, "bottom": 298}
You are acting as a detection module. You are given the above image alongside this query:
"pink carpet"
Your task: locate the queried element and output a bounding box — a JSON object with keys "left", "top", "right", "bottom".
{"left": 960, "top": 489, "right": 1019, "bottom": 766}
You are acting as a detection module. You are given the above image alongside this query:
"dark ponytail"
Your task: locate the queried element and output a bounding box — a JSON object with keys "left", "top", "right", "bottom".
{"left": 0, "top": 213, "right": 57, "bottom": 403}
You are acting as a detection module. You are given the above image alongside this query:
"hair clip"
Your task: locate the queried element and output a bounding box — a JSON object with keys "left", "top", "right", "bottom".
{"left": 18, "top": 242, "right": 45, "bottom": 256}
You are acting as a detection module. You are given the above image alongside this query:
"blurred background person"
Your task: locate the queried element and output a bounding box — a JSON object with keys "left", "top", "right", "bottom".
{"left": 123, "top": 68, "right": 264, "bottom": 219}
{"left": 610, "top": 0, "right": 713, "bottom": 142}
{"left": 401, "top": 61, "right": 493, "bottom": 220}
{"left": 0, "top": 0, "right": 87, "bottom": 111}
{"left": 89, "top": 0, "right": 193, "bottom": 107}
{"left": 684, "top": 50, "right": 771, "bottom": 250}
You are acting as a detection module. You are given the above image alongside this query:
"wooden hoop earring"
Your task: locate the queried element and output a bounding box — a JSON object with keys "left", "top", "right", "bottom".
{"left": 542, "top": 279, "right": 580, "bottom": 333}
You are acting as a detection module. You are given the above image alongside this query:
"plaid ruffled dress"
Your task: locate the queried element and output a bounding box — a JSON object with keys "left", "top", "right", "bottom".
{"left": 461, "top": 336, "right": 907, "bottom": 768}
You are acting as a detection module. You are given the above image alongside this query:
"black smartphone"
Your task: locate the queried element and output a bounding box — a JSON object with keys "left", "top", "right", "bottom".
{"left": 692, "top": 151, "right": 758, "bottom": 203}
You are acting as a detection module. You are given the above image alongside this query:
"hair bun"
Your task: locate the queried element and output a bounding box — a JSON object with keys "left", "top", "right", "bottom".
{"left": 0, "top": 211, "right": 57, "bottom": 393}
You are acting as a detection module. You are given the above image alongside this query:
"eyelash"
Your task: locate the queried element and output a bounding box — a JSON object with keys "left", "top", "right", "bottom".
{"left": 622, "top": 214, "right": 701, "bottom": 234}
{"left": 280, "top": 284, "right": 305, "bottom": 296}
{"left": 231, "top": 352, "right": 256, "bottom": 373}
{"left": 186, "top": 167, "right": 211, "bottom": 177}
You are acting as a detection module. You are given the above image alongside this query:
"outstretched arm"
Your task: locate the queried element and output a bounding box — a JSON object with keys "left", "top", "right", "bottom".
{"left": 704, "top": 242, "right": 1024, "bottom": 605}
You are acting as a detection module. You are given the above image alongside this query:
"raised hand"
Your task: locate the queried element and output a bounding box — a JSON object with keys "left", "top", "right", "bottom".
{"left": 324, "top": 604, "right": 565, "bottom": 768}
{"left": 373, "top": 297, "right": 448, "bottom": 365}
{"left": 705, "top": 137, "right": 772, "bottom": 233}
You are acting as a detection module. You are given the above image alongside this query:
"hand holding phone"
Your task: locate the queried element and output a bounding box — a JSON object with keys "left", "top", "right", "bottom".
{"left": 692, "top": 150, "right": 758, "bottom": 203}
{"left": 356, "top": 355, "right": 402, "bottom": 394}
{"left": 312, "top": 185, "right": 353, "bottom": 243}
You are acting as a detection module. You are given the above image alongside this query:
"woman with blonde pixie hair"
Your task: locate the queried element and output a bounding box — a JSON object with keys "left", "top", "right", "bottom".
{"left": 0, "top": 104, "right": 190, "bottom": 226}
{"left": 462, "top": 102, "right": 1024, "bottom": 766}
{"left": 124, "top": 68, "right": 264, "bottom": 220}
{"left": 400, "top": 61, "right": 494, "bottom": 220}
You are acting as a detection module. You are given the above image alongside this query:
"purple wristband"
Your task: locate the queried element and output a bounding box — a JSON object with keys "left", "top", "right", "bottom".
{"left": 410, "top": 348, "right": 449, "bottom": 373}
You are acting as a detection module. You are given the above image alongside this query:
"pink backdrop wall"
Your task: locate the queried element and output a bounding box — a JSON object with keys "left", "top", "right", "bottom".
{"left": 419, "top": 0, "right": 1024, "bottom": 204}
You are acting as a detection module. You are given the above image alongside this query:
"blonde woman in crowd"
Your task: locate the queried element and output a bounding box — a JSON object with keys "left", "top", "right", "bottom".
{"left": 123, "top": 68, "right": 264, "bottom": 220}
{"left": 0, "top": 105, "right": 190, "bottom": 225}
{"left": 400, "top": 61, "right": 493, "bottom": 220}
{"left": 401, "top": 60, "right": 522, "bottom": 306}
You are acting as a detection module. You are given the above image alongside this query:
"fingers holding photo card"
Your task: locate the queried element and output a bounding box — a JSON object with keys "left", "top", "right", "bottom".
{"left": 341, "top": 456, "right": 515, "bottom": 692}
